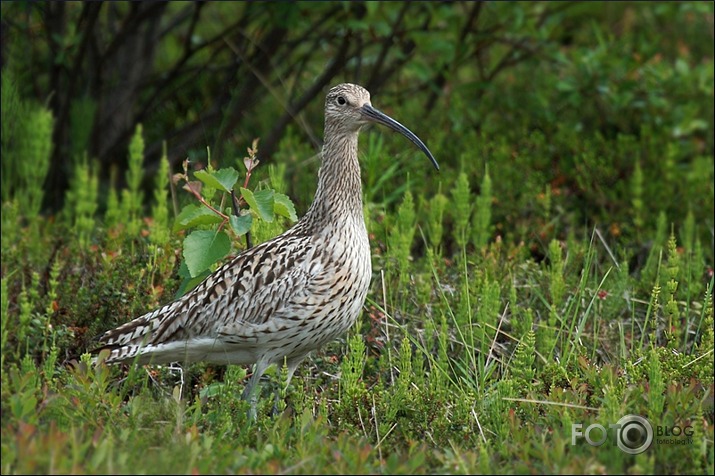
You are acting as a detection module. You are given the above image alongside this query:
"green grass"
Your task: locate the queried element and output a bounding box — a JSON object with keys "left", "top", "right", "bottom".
{"left": 2, "top": 136, "right": 712, "bottom": 472}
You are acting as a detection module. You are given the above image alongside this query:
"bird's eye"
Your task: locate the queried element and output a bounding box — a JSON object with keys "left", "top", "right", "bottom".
{"left": 337, "top": 96, "right": 347, "bottom": 106}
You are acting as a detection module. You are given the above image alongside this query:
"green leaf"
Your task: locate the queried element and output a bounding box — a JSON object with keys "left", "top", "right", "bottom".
{"left": 194, "top": 167, "right": 239, "bottom": 193}
{"left": 229, "top": 213, "right": 253, "bottom": 235}
{"left": 240, "top": 187, "right": 256, "bottom": 209}
{"left": 183, "top": 229, "right": 230, "bottom": 277}
{"left": 175, "top": 261, "right": 211, "bottom": 297}
{"left": 199, "top": 382, "right": 227, "bottom": 400}
{"left": 173, "top": 204, "right": 223, "bottom": 232}
{"left": 273, "top": 192, "right": 298, "bottom": 222}
{"left": 240, "top": 187, "right": 274, "bottom": 222}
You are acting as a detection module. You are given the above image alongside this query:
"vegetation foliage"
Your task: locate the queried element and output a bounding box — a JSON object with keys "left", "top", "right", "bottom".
{"left": 1, "top": 1, "right": 713, "bottom": 474}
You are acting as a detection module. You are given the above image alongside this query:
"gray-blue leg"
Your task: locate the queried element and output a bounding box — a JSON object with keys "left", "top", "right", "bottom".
{"left": 242, "top": 359, "right": 270, "bottom": 421}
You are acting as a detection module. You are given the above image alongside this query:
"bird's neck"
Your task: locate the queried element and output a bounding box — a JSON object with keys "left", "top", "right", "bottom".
{"left": 303, "top": 130, "right": 364, "bottom": 230}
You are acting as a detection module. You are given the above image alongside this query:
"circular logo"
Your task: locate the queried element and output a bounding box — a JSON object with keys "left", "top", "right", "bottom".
{"left": 615, "top": 415, "right": 653, "bottom": 454}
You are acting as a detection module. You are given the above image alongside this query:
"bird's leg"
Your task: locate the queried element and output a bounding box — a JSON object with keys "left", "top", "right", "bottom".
{"left": 242, "top": 359, "right": 269, "bottom": 421}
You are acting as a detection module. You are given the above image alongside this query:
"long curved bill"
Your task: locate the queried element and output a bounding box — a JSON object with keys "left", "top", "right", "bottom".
{"left": 360, "top": 104, "right": 440, "bottom": 171}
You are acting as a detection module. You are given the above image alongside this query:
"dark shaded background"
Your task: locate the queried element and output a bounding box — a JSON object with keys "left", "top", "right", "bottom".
{"left": 2, "top": 2, "right": 713, "bottom": 241}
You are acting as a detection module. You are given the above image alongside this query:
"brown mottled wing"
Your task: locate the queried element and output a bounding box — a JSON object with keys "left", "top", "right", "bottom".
{"left": 96, "top": 232, "right": 322, "bottom": 361}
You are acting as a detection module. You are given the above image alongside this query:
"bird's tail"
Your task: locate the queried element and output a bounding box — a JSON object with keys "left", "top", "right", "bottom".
{"left": 91, "top": 299, "right": 183, "bottom": 364}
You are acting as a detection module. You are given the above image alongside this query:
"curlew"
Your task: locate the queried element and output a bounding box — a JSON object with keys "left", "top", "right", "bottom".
{"left": 94, "top": 83, "right": 439, "bottom": 418}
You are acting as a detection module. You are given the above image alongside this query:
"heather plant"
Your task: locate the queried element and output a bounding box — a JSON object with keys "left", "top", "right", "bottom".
{"left": 64, "top": 155, "right": 99, "bottom": 250}
{"left": 450, "top": 172, "right": 472, "bottom": 253}
{"left": 149, "top": 143, "right": 171, "bottom": 248}
{"left": 1, "top": 72, "right": 53, "bottom": 219}
{"left": 425, "top": 190, "right": 448, "bottom": 256}
{"left": 387, "top": 191, "right": 416, "bottom": 286}
{"left": 122, "top": 124, "right": 147, "bottom": 239}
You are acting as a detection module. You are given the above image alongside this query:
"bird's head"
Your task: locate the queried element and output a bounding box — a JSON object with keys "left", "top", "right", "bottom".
{"left": 325, "top": 83, "right": 439, "bottom": 170}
